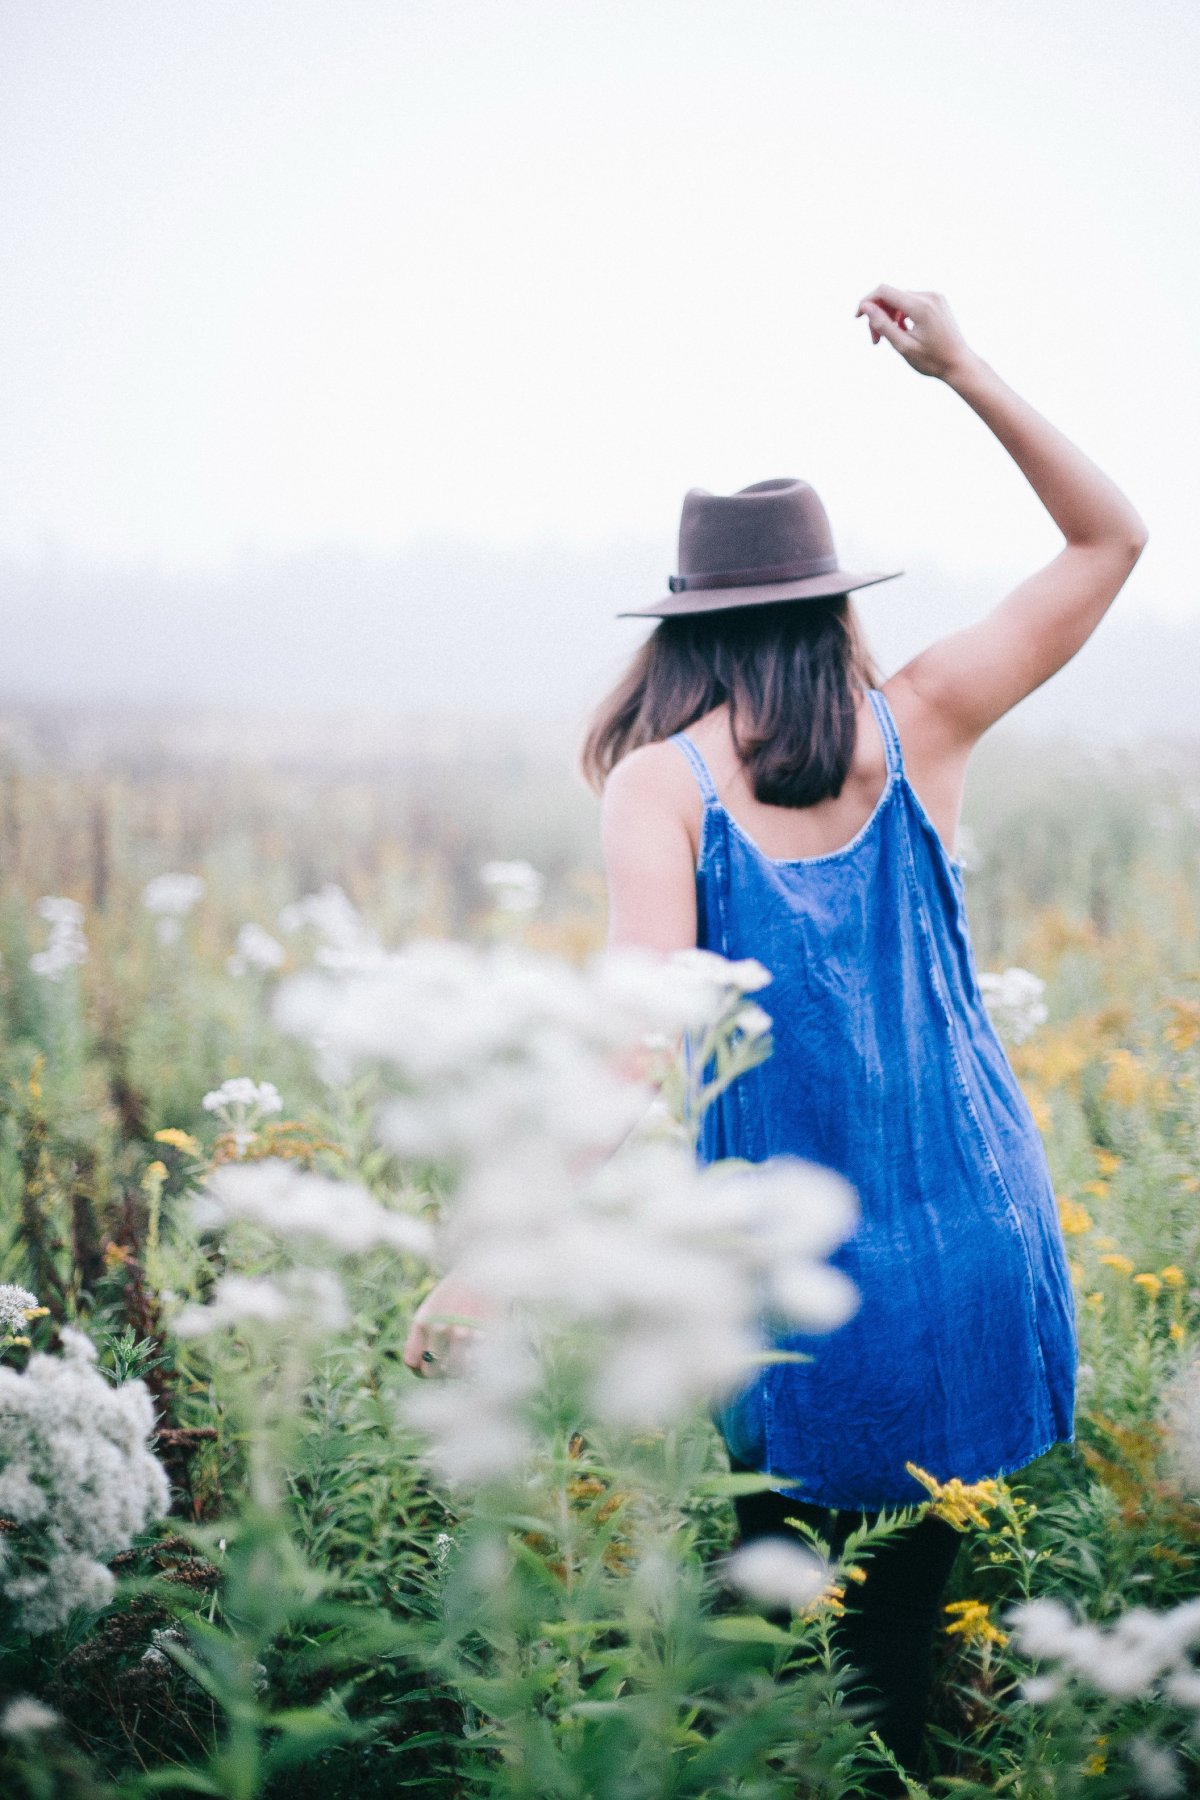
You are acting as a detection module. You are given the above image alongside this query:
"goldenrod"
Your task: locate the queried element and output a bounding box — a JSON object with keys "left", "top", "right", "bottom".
{"left": 905, "top": 1463, "right": 1003, "bottom": 1530}
{"left": 1057, "top": 1196, "right": 1093, "bottom": 1236}
{"left": 943, "top": 1598, "right": 1009, "bottom": 1647}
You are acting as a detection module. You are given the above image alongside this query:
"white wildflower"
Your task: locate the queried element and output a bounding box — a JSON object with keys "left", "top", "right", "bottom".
{"left": 227, "top": 922, "right": 286, "bottom": 978}
{"left": 173, "top": 1268, "right": 349, "bottom": 1339}
{"left": 29, "top": 896, "right": 88, "bottom": 979}
{"left": 0, "top": 1695, "right": 60, "bottom": 1737}
{"left": 142, "top": 873, "right": 205, "bottom": 915}
{"left": 1126, "top": 1736, "right": 1185, "bottom": 1798}
{"left": 724, "top": 1537, "right": 829, "bottom": 1611}
{"left": 36, "top": 896, "right": 83, "bottom": 928}
{"left": 267, "top": 934, "right": 856, "bottom": 1489}
{"left": 480, "top": 859, "right": 544, "bottom": 913}
{"left": 1018, "top": 1671, "right": 1065, "bottom": 1703}
{"left": 398, "top": 1322, "right": 539, "bottom": 1487}
{"left": 1159, "top": 1355, "right": 1200, "bottom": 1496}
{"left": 1006, "top": 1593, "right": 1200, "bottom": 1701}
{"left": 0, "top": 1332, "right": 170, "bottom": 1634}
{"left": 0, "top": 1283, "right": 41, "bottom": 1336}
{"left": 201, "top": 1077, "right": 283, "bottom": 1156}
{"left": 278, "top": 883, "right": 381, "bottom": 969}
{"left": 198, "top": 1160, "right": 433, "bottom": 1258}
{"left": 978, "top": 966, "right": 1048, "bottom": 1044}
{"left": 142, "top": 873, "right": 204, "bottom": 945}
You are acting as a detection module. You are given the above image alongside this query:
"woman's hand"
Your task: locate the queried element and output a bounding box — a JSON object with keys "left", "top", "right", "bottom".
{"left": 403, "top": 1271, "right": 496, "bottom": 1378}
{"left": 855, "top": 284, "right": 975, "bottom": 382}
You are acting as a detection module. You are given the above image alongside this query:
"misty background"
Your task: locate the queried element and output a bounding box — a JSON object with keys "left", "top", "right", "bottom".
{"left": 2, "top": 0, "right": 1198, "bottom": 749}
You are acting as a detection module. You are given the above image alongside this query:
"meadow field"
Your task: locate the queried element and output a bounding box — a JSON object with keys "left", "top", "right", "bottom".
{"left": 1, "top": 701, "right": 1200, "bottom": 1800}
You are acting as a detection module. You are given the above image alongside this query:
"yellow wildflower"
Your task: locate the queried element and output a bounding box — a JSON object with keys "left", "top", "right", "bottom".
{"left": 1133, "top": 1272, "right": 1163, "bottom": 1299}
{"left": 1085, "top": 1291, "right": 1105, "bottom": 1312}
{"left": 1103, "top": 1048, "right": 1147, "bottom": 1109}
{"left": 1024, "top": 1088, "right": 1052, "bottom": 1134}
{"left": 154, "top": 1128, "right": 202, "bottom": 1157}
{"left": 1170, "top": 1322, "right": 1186, "bottom": 1344}
{"left": 905, "top": 1463, "right": 1003, "bottom": 1531}
{"left": 803, "top": 1579, "right": 847, "bottom": 1618}
{"left": 1160, "top": 1266, "right": 1186, "bottom": 1290}
{"left": 1098, "top": 1253, "right": 1134, "bottom": 1276}
{"left": 1057, "top": 1196, "right": 1093, "bottom": 1236}
{"left": 1093, "top": 1148, "right": 1121, "bottom": 1178}
{"left": 1080, "top": 1180, "right": 1109, "bottom": 1201}
{"left": 1164, "top": 998, "right": 1200, "bottom": 1053}
{"left": 1094, "top": 1234, "right": 1119, "bottom": 1251}
{"left": 1085, "top": 1735, "right": 1109, "bottom": 1777}
{"left": 103, "top": 1242, "right": 132, "bottom": 1267}
{"left": 943, "top": 1598, "right": 1009, "bottom": 1647}
{"left": 142, "top": 1160, "right": 168, "bottom": 1187}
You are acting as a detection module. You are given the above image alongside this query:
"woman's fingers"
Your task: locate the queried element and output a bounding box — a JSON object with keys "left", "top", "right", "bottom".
{"left": 403, "top": 1305, "right": 484, "bottom": 1377}
{"left": 857, "top": 298, "right": 916, "bottom": 356}
{"left": 865, "top": 282, "right": 923, "bottom": 320}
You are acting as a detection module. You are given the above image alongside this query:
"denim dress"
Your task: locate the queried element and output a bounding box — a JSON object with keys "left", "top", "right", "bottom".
{"left": 670, "top": 687, "right": 1078, "bottom": 1510}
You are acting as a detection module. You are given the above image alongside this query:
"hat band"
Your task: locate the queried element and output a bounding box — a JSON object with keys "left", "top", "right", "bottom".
{"left": 668, "top": 552, "right": 838, "bottom": 593}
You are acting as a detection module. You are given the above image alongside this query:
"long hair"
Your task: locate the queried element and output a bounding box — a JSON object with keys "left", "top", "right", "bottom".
{"left": 580, "top": 596, "right": 883, "bottom": 808}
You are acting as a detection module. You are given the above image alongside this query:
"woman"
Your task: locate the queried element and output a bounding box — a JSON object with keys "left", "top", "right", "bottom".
{"left": 577, "top": 283, "right": 1148, "bottom": 1787}
{"left": 406, "top": 282, "right": 1147, "bottom": 1786}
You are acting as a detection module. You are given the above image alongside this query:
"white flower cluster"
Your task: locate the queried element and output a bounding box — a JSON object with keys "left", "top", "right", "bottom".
{"left": 0, "top": 1283, "right": 40, "bottom": 1338}
{"left": 0, "top": 1695, "right": 60, "bottom": 1737}
{"left": 1008, "top": 1591, "right": 1200, "bottom": 1706}
{"left": 978, "top": 966, "right": 1049, "bottom": 1045}
{"left": 480, "top": 859, "right": 544, "bottom": 914}
{"left": 191, "top": 1160, "right": 433, "bottom": 1259}
{"left": 142, "top": 873, "right": 205, "bottom": 945}
{"left": 201, "top": 1077, "right": 283, "bottom": 1156}
{"left": 174, "top": 1267, "right": 350, "bottom": 1340}
{"left": 272, "top": 939, "right": 860, "bottom": 1487}
{"left": 29, "top": 896, "right": 87, "bottom": 980}
{"left": 723, "top": 1535, "right": 829, "bottom": 1612}
{"left": 227, "top": 922, "right": 286, "bottom": 978}
{"left": 0, "top": 1328, "right": 170, "bottom": 1634}
{"left": 278, "top": 882, "right": 382, "bottom": 972}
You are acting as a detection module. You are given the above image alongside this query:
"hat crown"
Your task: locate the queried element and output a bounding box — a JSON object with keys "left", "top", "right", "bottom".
{"left": 677, "top": 479, "right": 837, "bottom": 589}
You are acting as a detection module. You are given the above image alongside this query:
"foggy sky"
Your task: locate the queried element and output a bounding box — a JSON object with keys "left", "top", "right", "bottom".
{"left": 1, "top": 1, "right": 1197, "bottom": 727}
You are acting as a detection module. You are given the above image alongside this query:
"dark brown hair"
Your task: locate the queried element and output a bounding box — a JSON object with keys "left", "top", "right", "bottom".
{"left": 580, "top": 596, "right": 883, "bottom": 807}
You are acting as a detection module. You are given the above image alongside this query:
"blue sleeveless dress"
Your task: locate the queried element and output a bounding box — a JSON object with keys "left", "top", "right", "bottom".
{"left": 670, "top": 688, "right": 1078, "bottom": 1511}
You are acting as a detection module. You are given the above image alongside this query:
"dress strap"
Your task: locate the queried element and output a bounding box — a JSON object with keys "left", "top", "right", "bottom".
{"left": 867, "top": 687, "right": 904, "bottom": 778}
{"left": 669, "top": 732, "right": 719, "bottom": 805}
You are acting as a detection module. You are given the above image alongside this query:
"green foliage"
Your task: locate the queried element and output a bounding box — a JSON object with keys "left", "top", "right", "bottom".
{"left": 1, "top": 726, "right": 1199, "bottom": 1797}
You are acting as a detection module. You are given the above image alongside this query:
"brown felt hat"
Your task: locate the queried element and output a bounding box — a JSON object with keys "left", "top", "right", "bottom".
{"left": 618, "top": 478, "right": 902, "bottom": 618}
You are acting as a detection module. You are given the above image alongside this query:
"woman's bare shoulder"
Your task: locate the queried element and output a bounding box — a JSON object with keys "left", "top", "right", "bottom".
{"left": 602, "top": 738, "right": 695, "bottom": 801}
{"left": 600, "top": 739, "right": 703, "bottom": 858}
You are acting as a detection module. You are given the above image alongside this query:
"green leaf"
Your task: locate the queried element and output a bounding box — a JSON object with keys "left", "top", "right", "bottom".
{"left": 693, "top": 1470, "right": 786, "bottom": 1497}
{"left": 704, "top": 1614, "right": 796, "bottom": 1645}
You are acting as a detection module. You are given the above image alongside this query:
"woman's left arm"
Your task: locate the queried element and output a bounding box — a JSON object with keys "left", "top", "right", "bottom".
{"left": 405, "top": 749, "right": 698, "bottom": 1379}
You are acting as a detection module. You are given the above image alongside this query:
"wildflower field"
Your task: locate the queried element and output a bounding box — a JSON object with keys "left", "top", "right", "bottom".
{"left": 1, "top": 707, "right": 1200, "bottom": 1799}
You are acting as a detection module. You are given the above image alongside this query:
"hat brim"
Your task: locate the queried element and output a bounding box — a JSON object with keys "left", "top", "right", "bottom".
{"left": 617, "top": 568, "right": 903, "bottom": 619}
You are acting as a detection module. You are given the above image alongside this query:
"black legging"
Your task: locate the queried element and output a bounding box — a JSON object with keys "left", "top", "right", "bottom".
{"left": 728, "top": 1456, "right": 963, "bottom": 1794}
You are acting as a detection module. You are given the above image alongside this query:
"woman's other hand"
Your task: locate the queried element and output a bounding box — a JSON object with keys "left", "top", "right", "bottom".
{"left": 403, "top": 1272, "right": 495, "bottom": 1378}
{"left": 855, "top": 285, "right": 974, "bottom": 381}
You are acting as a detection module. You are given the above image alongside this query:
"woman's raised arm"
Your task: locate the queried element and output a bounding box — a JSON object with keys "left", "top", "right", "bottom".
{"left": 856, "top": 284, "right": 1149, "bottom": 745}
